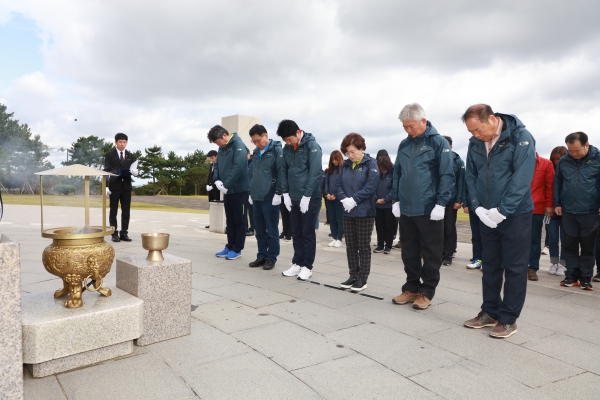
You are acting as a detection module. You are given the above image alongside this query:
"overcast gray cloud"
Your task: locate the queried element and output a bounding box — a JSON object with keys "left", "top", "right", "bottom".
{"left": 1, "top": 0, "right": 599, "bottom": 170}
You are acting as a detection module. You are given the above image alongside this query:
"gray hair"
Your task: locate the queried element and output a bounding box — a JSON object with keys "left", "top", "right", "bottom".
{"left": 398, "top": 103, "right": 426, "bottom": 122}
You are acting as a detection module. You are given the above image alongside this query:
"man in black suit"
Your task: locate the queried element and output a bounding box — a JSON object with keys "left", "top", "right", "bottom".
{"left": 205, "top": 150, "right": 220, "bottom": 202}
{"left": 103, "top": 132, "right": 138, "bottom": 242}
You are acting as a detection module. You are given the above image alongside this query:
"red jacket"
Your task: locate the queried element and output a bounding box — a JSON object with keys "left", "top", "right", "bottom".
{"left": 530, "top": 153, "right": 554, "bottom": 214}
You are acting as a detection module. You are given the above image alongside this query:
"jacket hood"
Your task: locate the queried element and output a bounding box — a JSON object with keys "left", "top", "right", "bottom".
{"left": 405, "top": 121, "right": 439, "bottom": 140}
{"left": 300, "top": 131, "right": 316, "bottom": 146}
{"left": 342, "top": 153, "right": 375, "bottom": 167}
{"left": 564, "top": 144, "right": 599, "bottom": 162}
{"left": 227, "top": 132, "right": 243, "bottom": 147}
{"left": 468, "top": 113, "right": 525, "bottom": 146}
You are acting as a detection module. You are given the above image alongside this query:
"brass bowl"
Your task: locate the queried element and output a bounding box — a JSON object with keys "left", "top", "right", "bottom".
{"left": 141, "top": 233, "right": 170, "bottom": 261}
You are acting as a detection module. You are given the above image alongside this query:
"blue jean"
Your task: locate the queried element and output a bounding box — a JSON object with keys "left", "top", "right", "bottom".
{"left": 528, "top": 214, "right": 545, "bottom": 270}
{"left": 480, "top": 212, "right": 532, "bottom": 325}
{"left": 290, "top": 197, "right": 321, "bottom": 270}
{"left": 326, "top": 199, "right": 344, "bottom": 240}
{"left": 253, "top": 200, "right": 280, "bottom": 263}
{"left": 469, "top": 209, "right": 482, "bottom": 260}
{"left": 547, "top": 218, "right": 565, "bottom": 266}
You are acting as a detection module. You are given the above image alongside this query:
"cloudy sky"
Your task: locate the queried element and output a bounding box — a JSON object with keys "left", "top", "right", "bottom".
{"left": 1, "top": 0, "right": 599, "bottom": 170}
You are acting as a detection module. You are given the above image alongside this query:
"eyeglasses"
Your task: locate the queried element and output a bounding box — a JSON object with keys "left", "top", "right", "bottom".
{"left": 251, "top": 135, "right": 265, "bottom": 145}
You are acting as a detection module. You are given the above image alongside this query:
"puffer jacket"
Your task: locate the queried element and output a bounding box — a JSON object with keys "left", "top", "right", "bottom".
{"left": 249, "top": 139, "right": 284, "bottom": 201}
{"left": 334, "top": 153, "right": 379, "bottom": 217}
{"left": 391, "top": 121, "right": 455, "bottom": 216}
{"left": 281, "top": 132, "right": 323, "bottom": 201}
{"left": 554, "top": 145, "right": 600, "bottom": 214}
{"left": 375, "top": 169, "right": 393, "bottom": 209}
{"left": 213, "top": 133, "right": 249, "bottom": 194}
{"left": 531, "top": 153, "right": 555, "bottom": 214}
{"left": 465, "top": 113, "right": 536, "bottom": 216}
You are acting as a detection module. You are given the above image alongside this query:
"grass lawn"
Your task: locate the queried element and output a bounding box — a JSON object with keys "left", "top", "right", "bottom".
{"left": 3, "top": 194, "right": 208, "bottom": 214}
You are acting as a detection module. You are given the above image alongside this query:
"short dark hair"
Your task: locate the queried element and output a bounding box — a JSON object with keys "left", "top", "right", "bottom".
{"left": 207, "top": 125, "right": 229, "bottom": 143}
{"left": 115, "top": 132, "right": 128, "bottom": 141}
{"left": 249, "top": 124, "right": 267, "bottom": 137}
{"left": 461, "top": 104, "right": 495, "bottom": 123}
{"left": 443, "top": 135, "right": 453, "bottom": 146}
{"left": 377, "top": 155, "right": 393, "bottom": 173}
{"left": 565, "top": 132, "right": 588, "bottom": 146}
{"left": 340, "top": 133, "right": 366, "bottom": 154}
{"left": 207, "top": 150, "right": 218, "bottom": 157}
{"left": 276, "top": 120, "right": 300, "bottom": 138}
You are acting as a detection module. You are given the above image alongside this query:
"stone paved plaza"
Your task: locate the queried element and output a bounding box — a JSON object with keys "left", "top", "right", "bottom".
{"left": 3, "top": 204, "right": 600, "bottom": 399}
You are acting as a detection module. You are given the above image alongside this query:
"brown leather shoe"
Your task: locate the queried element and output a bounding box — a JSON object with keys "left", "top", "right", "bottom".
{"left": 489, "top": 322, "right": 518, "bottom": 338}
{"left": 392, "top": 290, "right": 418, "bottom": 305}
{"left": 528, "top": 269, "right": 538, "bottom": 281}
{"left": 464, "top": 311, "right": 498, "bottom": 328}
{"left": 412, "top": 293, "right": 431, "bottom": 309}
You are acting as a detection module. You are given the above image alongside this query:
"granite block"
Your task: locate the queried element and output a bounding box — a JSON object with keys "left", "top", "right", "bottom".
{"left": 22, "top": 288, "right": 142, "bottom": 363}
{"left": 209, "top": 201, "right": 226, "bottom": 233}
{"left": 26, "top": 341, "right": 133, "bottom": 377}
{"left": 116, "top": 253, "right": 192, "bottom": 346}
{"left": 0, "top": 236, "right": 23, "bottom": 400}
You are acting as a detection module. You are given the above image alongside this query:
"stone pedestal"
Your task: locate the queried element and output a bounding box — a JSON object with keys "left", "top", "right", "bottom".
{"left": 209, "top": 201, "right": 226, "bottom": 234}
{"left": 116, "top": 253, "right": 192, "bottom": 346}
{"left": 0, "top": 235, "right": 22, "bottom": 398}
{"left": 221, "top": 114, "right": 261, "bottom": 151}
{"left": 22, "top": 288, "right": 142, "bottom": 377}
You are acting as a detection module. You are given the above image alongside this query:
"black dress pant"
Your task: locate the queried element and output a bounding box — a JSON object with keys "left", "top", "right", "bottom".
{"left": 399, "top": 214, "right": 444, "bottom": 300}
{"left": 208, "top": 188, "right": 221, "bottom": 202}
{"left": 443, "top": 204, "right": 458, "bottom": 256}
{"left": 280, "top": 202, "right": 291, "bottom": 238}
{"left": 562, "top": 212, "right": 599, "bottom": 281}
{"left": 109, "top": 189, "right": 131, "bottom": 234}
{"left": 224, "top": 191, "right": 248, "bottom": 253}
{"left": 375, "top": 208, "right": 396, "bottom": 248}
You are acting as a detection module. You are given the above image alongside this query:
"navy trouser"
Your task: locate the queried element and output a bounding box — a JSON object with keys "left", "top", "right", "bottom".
{"left": 280, "top": 203, "right": 291, "bottom": 238}
{"left": 327, "top": 199, "right": 344, "bottom": 240}
{"left": 548, "top": 218, "right": 565, "bottom": 266}
{"left": 375, "top": 207, "right": 396, "bottom": 248}
{"left": 223, "top": 191, "right": 248, "bottom": 253}
{"left": 480, "top": 212, "right": 532, "bottom": 325}
{"left": 443, "top": 204, "right": 458, "bottom": 257}
{"left": 562, "top": 212, "right": 599, "bottom": 281}
{"left": 469, "top": 208, "right": 482, "bottom": 260}
{"left": 528, "top": 214, "right": 545, "bottom": 270}
{"left": 289, "top": 197, "right": 320, "bottom": 270}
{"left": 400, "top": 215, "right": 444, "bottom": 300}
{"left": 253, "top": 200, "right": 280, "bottom": 263}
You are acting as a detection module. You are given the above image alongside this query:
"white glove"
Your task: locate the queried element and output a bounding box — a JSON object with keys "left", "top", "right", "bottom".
{"left": 206, "top": 185, "right": 213, "bottom": 192}
{"left": 106, "top": 187, "right": 111, "bottom": 198}
{"left": 392, "top": 202, "right": 401, "bottom": 218}
{"left": 130, "top": 168, "right": 139, "bottom": 177}
{"left": 300, "top": 196, "right": 311, "bottom": 213}
{"left": 283, "top": 193, "right": 292, "bottom": 211}
{"left": 272, "top": 194, "right": 282, "bottom": 206}
{"left": 488, "top": 207, "right": 507, "bottom": 225}
{"left": 215, "top": 180, "right": 228, "bottom": 194}
{"left": 248, "top": 195, "right": 253, "bottom": 205}
{"left": 430, "top": 204, "right": 445, "bottom": 221}
{"left": 475, "top": 207, "right": 498, "bottom": 229}
{"left": 341, "top": 197, "right": 357, "bottom": 212}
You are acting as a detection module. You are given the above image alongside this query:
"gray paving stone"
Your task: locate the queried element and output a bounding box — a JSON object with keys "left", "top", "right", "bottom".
{"left": 191, "top": 288, "right": 222, "bottom": 306}
{"left": 217, "top": 268, "right": 302, "bottom": 289}
{"left": 57, "top": 352, "right": 194, "bottom": 400}
{"left": 260, "top": 299, "right": 367, "bottom": 334}
{"left": 192, "top": 298, "right": 281, "bottom": 333}
{"left": 523, "top": 333, "right": 600, "bottom": 375}
{"left": 232, "top": 320, "right": 354, "bottom": 371}
{"left": 293, "top": 353, "right": 439, "bottom": 399}
{"left": 560, "top": 292, "right": 600, "bottom": 311}
{"left": 420, "top": 326, "right": 584, "bottom": 387}
{"left": 272, "top": 281, "right": 369, "bottom": 309}
{"left": 23, "top": 368, "right": 66, "bottom": 400}
{"left": 538, "top": 372, "right": 600, "bottom": 399}
{"left": 148, "top": 319, "right": 251, "bottom": 370}
{"left": 179, "top": 351, "right": 321, "bottom": 399}
{"left": 191, "top": 273, "right": 236, "bottom": 290}
{"left": 326, "top": 323, "right": 463, "bottom": 377}
{"left": 410, "top": 360, "right": 548, "bottom": 399}
{"left": 518, "top": 306, "right": 600, "bottom": 346}
{"left": 204, "top": 282, "right": 293, "bottom": 308}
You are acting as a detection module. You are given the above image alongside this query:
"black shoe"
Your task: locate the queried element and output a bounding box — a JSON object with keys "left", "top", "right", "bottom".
{"left": 560, "top": 278, "right": 579, "bottom": 287}
{"left": 279, "top": 232, "right": 285, "bottom": 239}
{"left": 384, "top": 247, "right": 391, "bottom": 254}
{"left": 111, "top": 234, "right": 120, "bottom": 242}
{"left": 373, "top": 246, "right": 384, "bottom": 253}
{"left": 593, "top": 273, "right": 600, "bottom": 282}
{"left": 350, "top": 279, "right": 367, "bottom": 292}
{"left": 328, "top": 233, "right": 332, "bottom": 237}
{"left": 284, "top": 236, "right": 292, "bottom": 242}
{"left": 246, "top": 229, "right": 255, "bottom": 236}
{"left": 249, "top": 258, "right": 266, "bottom": 268}
{"left": 120, "top": 233, "right": 132, "bottom": 242}
{"left": 581, "top": 281, "right": 593, "bottom": 291}
{"left": 393, "top": 242, "right": 402, "bottom": 249}
{"left": 263, "top": 259, "right": 275, "bottom": 270}
{"left": 340, "top": 277, "right": 356, "bottom": 289}
{"left": 442, "top": 256, "right": 452, "bottom": 265}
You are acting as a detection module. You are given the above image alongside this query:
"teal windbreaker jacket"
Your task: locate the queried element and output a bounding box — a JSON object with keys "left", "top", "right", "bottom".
{"left": 553, "top": 145, "right": 600, "bottom": 214}
{"left": 281, "top": 132, "right": 323, "bottom": 201}
{"left": 213, "top": 133, "right": 249, "bottom": 194}
{"left": 249, "top": 139, "right": 284, "bottom": 201}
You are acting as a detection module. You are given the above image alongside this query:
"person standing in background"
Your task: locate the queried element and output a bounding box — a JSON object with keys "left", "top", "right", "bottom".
{"left": 548, "top": 146, "right": 567, "bottom": 276}
{"left": 441, "top": 136, "right": 465, "bottom": 266}
{"left": 206, "top": 150, "right": 220, "bottom": 202}
{"left": 374, "top": 154, "right": 396, "bottom": 254}
{"left": 323, "top": 150, "right": 344, "bottom": 248}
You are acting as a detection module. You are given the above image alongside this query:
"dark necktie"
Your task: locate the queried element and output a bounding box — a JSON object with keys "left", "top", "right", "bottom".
{"left": 120, "top": 151, "right": 124, "bottom": 162}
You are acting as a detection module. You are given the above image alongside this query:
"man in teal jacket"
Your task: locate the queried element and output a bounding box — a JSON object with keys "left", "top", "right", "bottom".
{"left": 462, "top": 104, "right": 536, "bottom": 339}
{"left": 277, "top": 119, "right": 323, "bottom": 281}
{"left": 208, "top": 125, "right": 249, "bottom": 260}
{"left": 247, "top": 124, "right": 284, "bottom": 271}
{"left": 391, "top": 103, "right": 455, "bottom": 310}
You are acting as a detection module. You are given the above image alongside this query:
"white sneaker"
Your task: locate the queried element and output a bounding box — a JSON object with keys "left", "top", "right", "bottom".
{"left": 282, "top": 263, "right": 301, "bottom": 277}
{"left": 333, "top": 240, "right": 342, "bottom": 248}
{"left": 555, "top": 265, "right": 566, "bottom": 276}
{"left": 297, "top": 267, "right": 312, "bottom": 281}
{"left": 328, "top": 240, "right": 336, "bottom": 247}
{"left": 466, "top": 259, "right": 482, "bottom": 269}
{"left": 541, "top": 246, "right": 549, "bottom": 255}
{"left": 548, "top": 264, "right": 558, "bottom": 275}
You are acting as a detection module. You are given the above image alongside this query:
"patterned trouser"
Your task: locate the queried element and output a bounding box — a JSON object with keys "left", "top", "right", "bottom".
{"left": 343, "top": 216, "right": 375, "bottom": 281}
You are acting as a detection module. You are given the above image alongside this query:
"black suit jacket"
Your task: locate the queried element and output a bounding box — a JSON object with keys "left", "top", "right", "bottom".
{"left": 103, "top": 148, "right": 136, "bottom": 191}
